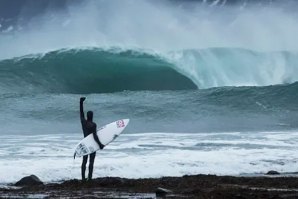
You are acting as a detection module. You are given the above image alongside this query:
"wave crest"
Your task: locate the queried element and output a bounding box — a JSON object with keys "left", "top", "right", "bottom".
{"left": 167, "top": 48, "right": 298, "bottom": 88}
{"left": 0, "top": 48, "right": 197, "bottom": 94}
{"left": 1, "top": 47, "right": 298, "bottom": 94}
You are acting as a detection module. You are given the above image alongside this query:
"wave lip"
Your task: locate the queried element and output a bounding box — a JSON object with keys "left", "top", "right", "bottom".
{"left": 2, "top": 47, "right": 298, "bottom": 94}
{"left": 167, "top": 48, "right": 298, "bottom": 89}
{"left": 0, "top": 48, "right": 197, "bottom": 94}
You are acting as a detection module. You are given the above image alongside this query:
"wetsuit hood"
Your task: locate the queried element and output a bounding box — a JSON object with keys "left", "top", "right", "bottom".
{"left": 87, "top": 111, "right": 93, "bottom": 121}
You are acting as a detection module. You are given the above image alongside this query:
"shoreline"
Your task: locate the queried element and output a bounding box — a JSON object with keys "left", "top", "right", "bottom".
{"left": 1, "top": 174, "right": 298, "bottom": 199}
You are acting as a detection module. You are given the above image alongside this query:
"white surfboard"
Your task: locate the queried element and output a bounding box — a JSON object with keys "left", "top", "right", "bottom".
{"left": 74, "top": 119, "right": 129, "bottom": 158}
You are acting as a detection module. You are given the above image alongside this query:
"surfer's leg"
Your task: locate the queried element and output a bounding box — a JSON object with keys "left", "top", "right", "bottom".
{"left": 88, "top": 152, "right": 96, "bottom": 180}
{"left": 81, "top": 155, "right": 88, "bottom": 181}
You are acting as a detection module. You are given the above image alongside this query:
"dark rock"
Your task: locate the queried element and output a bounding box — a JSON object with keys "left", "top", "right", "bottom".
{"left": 97, "top": 177, "right": 125, "bottom": 186}
{"left": 3, "top": 174, "right": 298, "bottom": 198}
{"left": 15, "top": 175, "right": 43, "bottom": 186}
{"left": 266, "top": 170, "right": 280, "bottom": 175}
{"left": 156, "top": 187, "right": 172, "bottom": 197}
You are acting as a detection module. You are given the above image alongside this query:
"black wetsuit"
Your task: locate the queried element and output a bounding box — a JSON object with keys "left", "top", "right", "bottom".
{"left": 80, "top": 100, "right": 101, "bottom": 181}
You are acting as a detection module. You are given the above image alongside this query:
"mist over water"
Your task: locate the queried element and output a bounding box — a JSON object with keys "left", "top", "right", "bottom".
{"left": 1, "top": 0, "right": 298, "bottom": 57}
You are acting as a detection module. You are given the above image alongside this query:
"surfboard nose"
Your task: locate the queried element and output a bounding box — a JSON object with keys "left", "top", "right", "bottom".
{"left": 123, "top": 119, "right": 130, "bottom": 125}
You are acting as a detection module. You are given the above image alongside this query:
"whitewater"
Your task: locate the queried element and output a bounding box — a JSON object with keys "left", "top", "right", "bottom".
{"left": 0, "top": 0, "right": 298, "bottom": 184}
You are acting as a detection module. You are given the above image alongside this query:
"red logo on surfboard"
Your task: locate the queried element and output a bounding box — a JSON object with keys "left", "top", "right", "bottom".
{"left": 116, "top": 120, "right": 125, "bottom": 128}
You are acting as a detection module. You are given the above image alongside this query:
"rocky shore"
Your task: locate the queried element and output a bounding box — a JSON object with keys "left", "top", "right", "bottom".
{"left": 1, "top": 173, "right": 298, "bottom": 198}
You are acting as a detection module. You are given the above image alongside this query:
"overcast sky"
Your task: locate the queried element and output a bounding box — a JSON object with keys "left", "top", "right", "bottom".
{"left": 0, "top": 0, "right": 287, "bottom": 20}
{"left": 0, "top": 0, "right": 72, "bottom": 19}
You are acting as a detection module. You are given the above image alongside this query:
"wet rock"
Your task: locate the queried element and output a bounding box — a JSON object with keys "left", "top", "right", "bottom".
{"left": 97, "top": 177, "right": 125, "bottom": 186}
{"left": 15, "top": 175, "right": 43, "bottom": 186}
{"left": 266, "top": 170, "right": 280, "bottom": 175}
{"left": 3, "top": 174, "right": 298, "bottom": 198}
{"left": 156, "top": 187, "right": 172, "bottom": 197}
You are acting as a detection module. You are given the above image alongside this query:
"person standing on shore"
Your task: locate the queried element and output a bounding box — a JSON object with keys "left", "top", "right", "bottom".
{"left": 80, "top": 97, "right": 104, "bottom": 181}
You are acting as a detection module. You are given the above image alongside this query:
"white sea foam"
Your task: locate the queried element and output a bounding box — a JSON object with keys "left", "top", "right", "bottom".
{"left": 0, "top": 131, "right": 298, "bottom": 183}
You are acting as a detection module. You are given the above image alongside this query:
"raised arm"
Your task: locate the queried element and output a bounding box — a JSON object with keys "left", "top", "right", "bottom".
{"left": 80, "top": 97, "right": 86, "bottom": 122}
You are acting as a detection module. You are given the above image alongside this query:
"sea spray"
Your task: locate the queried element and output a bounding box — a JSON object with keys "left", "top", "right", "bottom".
{"left": 1, "top": 1, "right": 298, "bottom": 59}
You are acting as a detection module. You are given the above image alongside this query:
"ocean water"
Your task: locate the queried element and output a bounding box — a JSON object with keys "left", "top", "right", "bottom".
{"left": 1, "top": 0, "right": 298, "bottom": 184}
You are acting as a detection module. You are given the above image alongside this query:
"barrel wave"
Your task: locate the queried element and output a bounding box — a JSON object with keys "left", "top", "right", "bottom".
{"left": 2, "top": 47, "right": 298, "bottom": 94}
{"left": 0, "top": 48, "right": 197, "bottom": 94}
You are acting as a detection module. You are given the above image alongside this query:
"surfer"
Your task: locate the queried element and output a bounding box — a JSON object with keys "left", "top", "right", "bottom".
{"left": 80, "top": 97, "right": 104, "bottom": 181}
